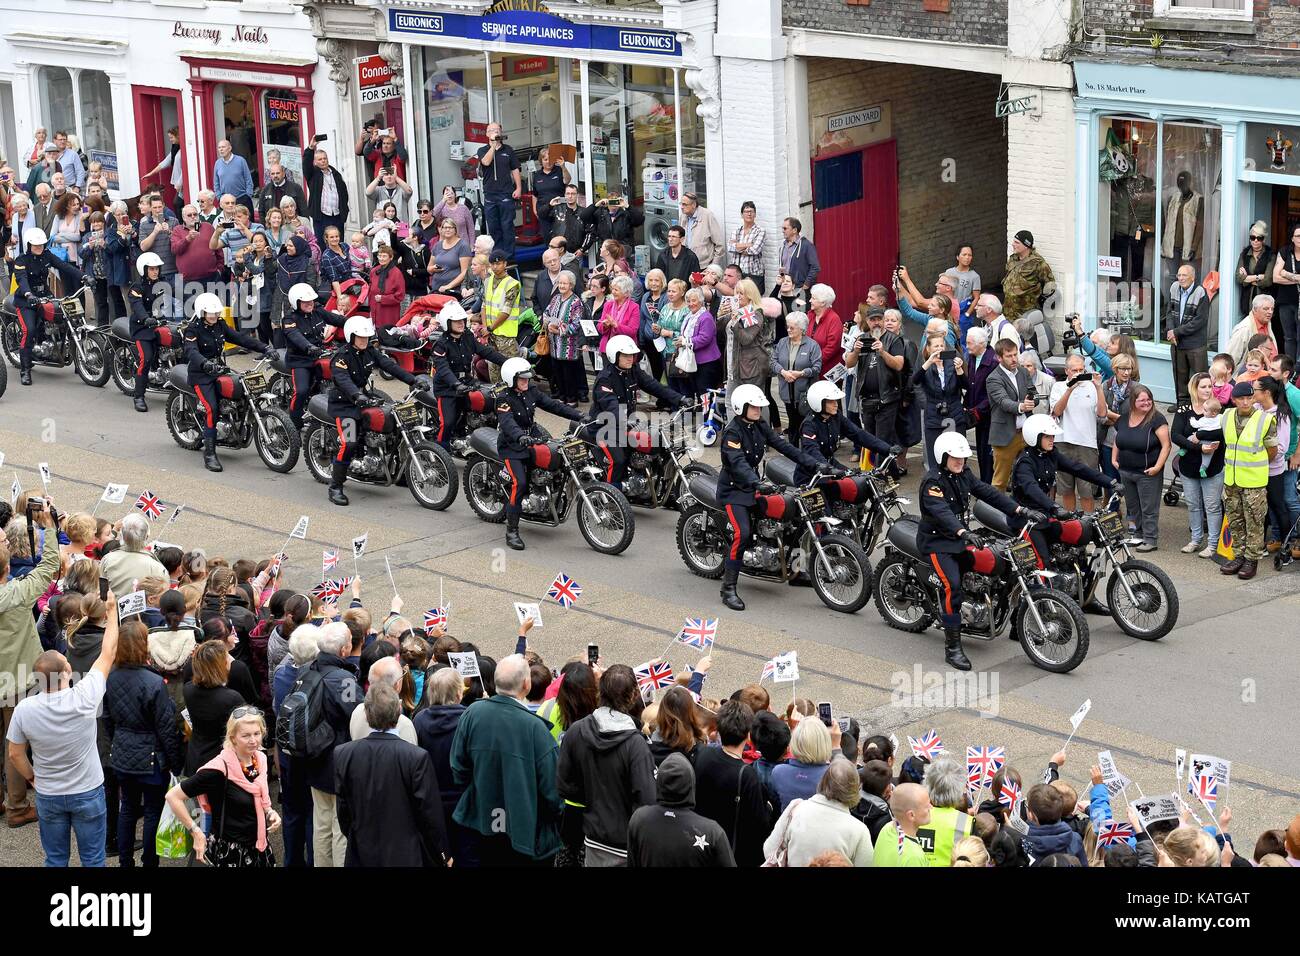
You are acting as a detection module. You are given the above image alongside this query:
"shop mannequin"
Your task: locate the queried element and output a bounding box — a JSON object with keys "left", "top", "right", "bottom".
{"left": 1162, "top": 170, "right": 1203, "bottom": 277}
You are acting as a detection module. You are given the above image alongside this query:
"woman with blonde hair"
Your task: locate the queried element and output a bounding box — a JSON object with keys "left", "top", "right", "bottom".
{"left": 770, "top": 714, "right": 839, "bottom": 811}
{"left": 61, "top": 513, "right": 97, "bottom": 560}
{"left": 726, "top": 281, "right": 773, "bottom": 407}
{"left": 165, "top": 706, "right": 280, "bottom": 867}
{"left": 763, "top": 757, "right": 873, "bottom": 866}
{"left": 953, "top": 835, "right": 990, "bottom": 867}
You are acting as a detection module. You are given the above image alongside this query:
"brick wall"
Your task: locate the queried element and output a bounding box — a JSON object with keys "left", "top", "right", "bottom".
{"left": 1080, "top": 0, "right": 1300, "bottom": 68}
{"left": 805, "top": 58, "right": 1009, "bottom": 293}
{"left": 784, "top": 0, "right": 1009, "bottom": 47}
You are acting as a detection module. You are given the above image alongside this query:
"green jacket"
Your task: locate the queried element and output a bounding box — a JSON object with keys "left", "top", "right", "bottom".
{"left": 0, "top": 542, "right": 61, "bottom": 697}
{"left": 450, "top": 694, "right": 563, "bottom": 860}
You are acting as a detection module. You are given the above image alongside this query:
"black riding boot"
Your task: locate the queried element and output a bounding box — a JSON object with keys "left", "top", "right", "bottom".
{"left": 506, "top": 516, "right": 524, "bottom": 551}
{"left": 721, "top": 567, "right": 745, "bottom": 611}
{"left": 328, "top": 461, "right": 349, "bottom": 506}
{"left": 202, "top": 433, "right": 223, "bottom": 473}
{"left": 944, "top": 627, "right": 971, "bottom": 671}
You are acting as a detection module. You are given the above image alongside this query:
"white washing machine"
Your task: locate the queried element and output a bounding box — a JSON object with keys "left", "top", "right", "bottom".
{"left": 643, "top": 200, "right": 678, "bottom": 257}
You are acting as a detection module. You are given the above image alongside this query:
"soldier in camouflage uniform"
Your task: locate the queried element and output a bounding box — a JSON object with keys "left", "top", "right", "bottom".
{"left": 1002, "top": 229, "right": 1055, "bottom": 323}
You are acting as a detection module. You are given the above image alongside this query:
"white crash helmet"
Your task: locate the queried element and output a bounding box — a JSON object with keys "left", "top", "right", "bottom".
{"left": 343, "top": 316, "right": 376, "bottom": 342}
{"left": 605, "top": 334, "right": 640, "bottom": 364}
{"left": 501, "top": 357, "right": 533, "bottom": 386}
{"left": 136, "top": 252, "right": 163, "bottom": 275}
{"left": 22, "top": 227, "right": 48, "bottom": 248}
{"left": 934, "top": 431, "right": 973, "bottom": 464}
{"left": 193, "top": 292, "right": 224, "bottom": 316}
{"left": 1022, "top": 413, "right": 1063, "bottom": 449}
{"left": 729, "top": 383, "right": 770, "bottom": 418}
{"left": 806, "top": 380, "right": 845, "bottom": 415}
{"left": 438, "top": 300, "right": 469, "bottom": 328}
{"left": 288, "top": 283, "right": 318, "bottom": 309}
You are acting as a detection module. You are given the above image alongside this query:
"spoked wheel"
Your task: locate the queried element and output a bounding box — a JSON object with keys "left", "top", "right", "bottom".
{"left": 303, "top": 421, "right": 336, "bottom": 484}
{"left": 0, "top": 356, "right": 7, "bottom": 397}
{"left": 253, "top": 406, "right": 301, "bottom": 473}
{"left": 674, "top": 462, "right": 718, "bottom": 509}
{"left": 74, "top": 333, "right": 111, "bottom": 387}
{"left": 806, "top": 534, "right": 872, "bottom": 613}
{"left": 1, "top": 321, "right": 20, "bottom": 369}
{"left": 110, "top": 344, "right": 136, "bottom": 395}
{"left": 576, "top": 482, "right": 635, "bottom": 555}
{"left": 1106, "top": 559, "right": 1179, "bottom": 640}
{"left": 872, "top": 553, "right": 935, "bottom": 632}
{"left": 165, "top": 392, "right": 202, "bottom": 450}
{"left": 675, "top": 505, "right": 725, "bottom": 580}
{"left": 1013, "top": 589, "right": 1090, "bottom": 673}
{"left": 464, "top": 456, "right": 507, "bottom": 523}
{"left": 406, "top": 441, "right": 459, "bottom": 510}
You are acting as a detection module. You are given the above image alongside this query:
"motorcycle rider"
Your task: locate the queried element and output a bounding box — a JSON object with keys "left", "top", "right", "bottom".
{"left": 797, "top": 380, "right": 900, "bottom": 484}
{"left": 11, "top": 227, "right": 90, "bottom": 386}
{"left": 128, "top": 252, "right": 166, "bottom": 412}
{"left": 1011, "top": 414, "right": 1117, "bottom": 569}
{"left": 496, "top": 356, "right": 585, "bottom": 551}
{"left": 588, "top": 335, "right": 687, "bottom": 487}
{"left": 182, "top": 291, "right": 275, "bottom": 473}
{"left": 282, "top": 283, "right": 345, "bottom": 429}
{"left": 327, "top": 315, "right": 434, "bottom": 506}
{"left": 428, "top": 300, "right": 508, "bottom": 450}
{"left": 918, "top": 431, "right": 1046, "bottom": 671}
{"left": 716, "top": 384, "right": 820, "bottom": 612}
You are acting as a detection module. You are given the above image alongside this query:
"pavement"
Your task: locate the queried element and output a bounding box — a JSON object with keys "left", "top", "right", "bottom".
{"left": 2, "top": 360, "right": 1298, "bottom": 866}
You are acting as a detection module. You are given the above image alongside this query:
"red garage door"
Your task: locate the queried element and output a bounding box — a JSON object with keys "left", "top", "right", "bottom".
{"left": 812, "top": 140, "right": 898, "bottom": 313}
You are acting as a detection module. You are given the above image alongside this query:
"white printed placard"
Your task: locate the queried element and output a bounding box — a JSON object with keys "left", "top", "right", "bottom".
{"left": 514, "top": 602, "right": 543, "bottom": 627}
{"left": 117, "top": 590, "right": 148, "bottom": 618}
{"left": 1132, "top": 793, "right": 1180, "bottom": 828}
{"left": 447, "top": 652, "right": 481, "bottom": 679}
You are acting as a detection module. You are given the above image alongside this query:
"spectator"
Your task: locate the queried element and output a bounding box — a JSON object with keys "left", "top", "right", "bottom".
{"left": 195, "top": 191, "right": 220, "bottom": 225}
{"left": 427, "top": 217, "right": 471, "bottom": 297}
{"left": 1269, "top": 354, "right": 1300, "bottom": 558}
{"left": 361, "top": 131, "right": 409, "bottom": 182}
{"left": 476, "top": 123, "right": 521, "bottom": 262}
{"left": 142, "top": 127, "right": 185, "bottom": 216}
{"left": 98, "top": 513, "right": 166, "bottom": 598}
{"left": 272, "top": 623, "right": 318, "bottom": 867}
{"left": 302, "top": 143, "right": 350, "bottom": 251}
{"left": 680, "top": 192, "right": 723, "bottom": 268}
{"left": 1112, "top": 383, "right": 1170, "bottom": 552}
{"left": 255, "top": 162, "right": 307, "bottom": 225}
{"left": 549, "top": 184, "right": 588, "bottom": 257}
{"left": 49, "top": 193, "right": 83, "bottom": 266}
{"left": 482, "top": 250, "right": 521, "bottom": 384}
{"left": 262, "top": 204, "right": 293, "bottom": 250}
{"left": 772, "top": 217, "right": 819, "bottom": 316}
{"left": 79, "top": 212, "right": 125, "bottom": 324}
{"left": 368, "top": 243, "right": 406, "bottom": 333}
{"left": 556, "top": 664, "right": 657, "bottom": 867}
{"left": 24, "top": 143, "right": 61, "bottom": 198}
{"left": 771, "top": 310, "right": 822, "bottom": 442}
{"left": 681, "top": 286, "right": 722, "bottom": 396}
{"left": 944, "top": 243, "right": 982, "bottom": 318}
{"left": 349, "top": 656, "right": 417, "bottom": 744}
{"left": 52, "top": 130, "right": 85, "bottom": 191}
{"left": 334, "top": 682, "right": 447, "bottom": 867}
{"left": 596, "top": 273, "right": 640, "bottom": 357}
{"left": 764, "top": 756, "right": 873, "bottom": 867}
{"left": 450, "top": 654, "right": 563, "bottom": 866}
{"left": 726, "top": 284, "right": 773, "bottom": 413}
{"left": 627, "top": 752, "right": 734, "bottom": 867}
{"left": 920, "top": 754, "right": 975, "bottom": 866}
{"left": 914, "top": 333, "right": 968, "bottom": 468}
{"left": 806, "top": 283, "right": 844, "bottom": 378}
{"left": 137, "top": 194, "right": 179, "bottom": 298}
{"left": 1272, "top": 223, "right": 1300, "bottom": 360}
{"left": 1253, "top": 376, "right": 1296, "bottom": 558}
{"left": 1171, "top": 371, "right": 1226, "bottom": 557}
{"left": 654, "top": 224, "right": 700, "bottom": 286}
{"left": 648, "top": 685, "right": 708, "bottom": 767}
{"left": 365, "top": 165, "right": 413, "bottom": 222}
{"left": 212, "top": 141, "right": 254, "bottom": 213}
{"left": 165, "top": 706, "right": 279, "bottom": 867}
{"left": 873, "top": 782, "right": 932, "bottom": 867}
{"left": 985, "top": 338, "right": 1036, "bottom": 490}
{"left": 22, "top": 126, "right": 48, "bottom": 170}
{"left": 1002, "top": 229, "right": 1055, "bottom": 323}
{"left": 771, "top": 715, "right": 839, "bottom": 812}
{"left": 1165, "top": 264, "right": 1211, "bottom": 403}
{"left": 964, "top": 326, "right": 998, "bottom": 481}
{"left": 535, "top": 660, "right": 597, "bottom": 746}
{"left": 1227, "top": 294, "right": 1277, "bottom": 368}
{"left": 851, "top": 759, "right": 894, "bottom": 842}
{"left": 1236, "top": 221, "right": 1273, "bottom": 325}
{"left": 693, "top": 700, "right": 772, "bottom": 867}
{"left": 171, "top": 204, "right": 222, "bottom": 287}
{"left": 1023, "top": 783, "right": 1088, "bottom": 866}
{"left": 210, "top": 203, "right": 262, "bottom": 274}
{"left": 727, "top": 200, "right": 766, "bottom": 289}
{"left": 1048, "top": 354, "right": 1107, "bottom": 512}
{"left": 318, "top": 225, "right": 353, "bottom": 300}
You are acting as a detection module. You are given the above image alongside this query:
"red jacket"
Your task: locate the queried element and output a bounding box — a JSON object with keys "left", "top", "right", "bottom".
{"left": 368, "top": 264, "right": 406, "bottom": 328}
{"left": 170, "top": 222, "right": 223, "bottom": 280}
{"left": 808, "top": 307, "right": 844, "bottom": 378}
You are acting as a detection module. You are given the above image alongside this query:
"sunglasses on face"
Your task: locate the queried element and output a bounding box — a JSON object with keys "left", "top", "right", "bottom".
{"left": 1250, "top": 235, "right": 1264, "bottom": 241}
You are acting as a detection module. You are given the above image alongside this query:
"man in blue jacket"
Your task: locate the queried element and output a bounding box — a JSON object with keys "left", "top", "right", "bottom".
{"left": 771, "top": 217, "right": 819, "bottom": 318}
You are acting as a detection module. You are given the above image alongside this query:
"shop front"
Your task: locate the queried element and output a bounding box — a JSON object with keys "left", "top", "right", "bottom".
{"left": 1074, "top": 60, "right": 1300, "bottom": 400}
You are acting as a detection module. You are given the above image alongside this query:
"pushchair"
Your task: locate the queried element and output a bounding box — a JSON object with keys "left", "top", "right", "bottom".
{"left": 1272, "top": 472, "right": 1300, "bottom": 572}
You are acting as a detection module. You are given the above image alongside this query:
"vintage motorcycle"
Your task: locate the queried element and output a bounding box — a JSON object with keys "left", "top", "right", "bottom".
{"left": 763, "top": 454, "right": 910, "bottom": 556}
{"left": 164, "top": 357, "right": 301, "bottom": 473}
{"left": 871, "top": 512, "right": 1090, "bottom": 672}
{"left": 301, "top": 388, "right": 459, "bottom": 510}
{"left": 675, "top": 469, "right": 874, "bottom": 613}
{"left": 462, "top": 425, "right": 636, "bottom": 555}
{"left": 108, "top": 316, "right": 186, "bottom": 396}
{"left": 970, "top": 493, "right": 1178, "bottom": 641}
{"left": 579, "top": 401, "right": 718, "bottom": 511}
{"left": 1, "top": 287, "right": 111, "bottom": 387}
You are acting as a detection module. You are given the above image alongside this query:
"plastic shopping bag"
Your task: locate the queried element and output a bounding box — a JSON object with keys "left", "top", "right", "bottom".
{"left": 155, "top": 776, "right": 192, "bottom": 860}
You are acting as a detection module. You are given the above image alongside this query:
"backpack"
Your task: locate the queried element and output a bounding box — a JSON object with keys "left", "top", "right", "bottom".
{"left": 275, "top": 665, "right": 333, "bottom": 759}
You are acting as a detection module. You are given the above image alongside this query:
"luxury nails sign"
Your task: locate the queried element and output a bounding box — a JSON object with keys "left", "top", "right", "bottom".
{"left": 172, "top": 22, "right": 272, "bottom": 46}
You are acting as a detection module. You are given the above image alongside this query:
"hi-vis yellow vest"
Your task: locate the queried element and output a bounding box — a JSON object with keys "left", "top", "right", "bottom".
{"left": 1222, "top": 410, "right": 1269, "bottom": 489}
{"left": 484, "top": 273, "right": 520, "bottom": 338}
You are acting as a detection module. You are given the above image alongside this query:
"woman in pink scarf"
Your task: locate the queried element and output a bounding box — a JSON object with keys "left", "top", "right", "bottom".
{"left": 598, "top": 274, "right": 641, "bottom": 356}
{"left": 165, "top": 707, "right": 280, "bottom": 867}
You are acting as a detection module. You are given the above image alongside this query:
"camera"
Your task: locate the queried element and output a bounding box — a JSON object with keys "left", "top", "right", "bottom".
{"left": 1061, "top": 311, "right": 1082, "bottom": 350}
{"left": 218, "top": 217, "right": 235, "bottom": 229}
{"left": 1025, "top": 384, "right": 1038, "bottom": 402}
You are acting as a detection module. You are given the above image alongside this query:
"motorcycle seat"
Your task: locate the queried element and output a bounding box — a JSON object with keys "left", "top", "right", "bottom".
{"left": 688, "top": 473, "right": 721, "bottom": 511}
{"left": 111, "top": 318, "right": 133, "bottom": 341}
{"left": 469, "top": 426, "right": 500, "bottom": 462}
{"left": 885, "top": 516, "right": 927, "bottom": 561}
{"left": 973, "top": 498, "right": 1017, "bottom": 537}
{"left": 764, "top": 456, "right": 799, "bottom": 488}
{"left": 167, "top": 365, "right": 190, "bottom": 390}
{"left": 306, "top": 394, "right": 331, "bottom": 423}
{"left": 269, "top": 349, "right": 289, "bottom": 374}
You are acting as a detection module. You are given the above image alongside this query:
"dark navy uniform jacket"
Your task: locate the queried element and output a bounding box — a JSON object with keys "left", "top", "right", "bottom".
{"left": 917, "top": 465, "right": 1019, "bottom": 555}
{"left": 797, "top": 410, "right": 892, "bottom": 483}
{"left": 717, "top": 415, "right": 818, "bottom": 507}
{"left": 495, "top": 386, "right": 583, "bottom": 461}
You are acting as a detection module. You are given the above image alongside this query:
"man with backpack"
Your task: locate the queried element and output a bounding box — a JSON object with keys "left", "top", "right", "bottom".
{"left": 275, "top": 624, "right": 360, "bottom": 867}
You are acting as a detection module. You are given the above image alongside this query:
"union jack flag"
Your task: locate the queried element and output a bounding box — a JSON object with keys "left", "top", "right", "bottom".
{"left": 998, "top": 778, "right": 1021, "bottom": 809}
{"left": 760, "top": 658, "right": 776, "bottom": 682}
{"left": 676, "top": 618, "right": 717, "bottom": 650}
{"left": 322, "top": 549, "right": 338, "bottom": 574}
{"left": 633, "top": 660, "right": 675, "bottom": 694}
{"left": 545, "top": 572, "right": 582, "bottom": 608}
{"left": 896, "top": 822, "right": 906, "bottom": 857}
{"left": 966, "top": 746, "right": 1006, "bottom": 791}
{"left": 424, "top": 607, "right": 448, "bottom": 631}
{"left": 1097, "top": 820, "right": 1135, "bottom": 847}
{"left": 134, "top": 491, "right": 163, "bottom": 520}
{"left": 311, "top": 577, "right": 352, "bottom": 600}
{"left": 908, "top": 730, "right": 945, "bottom": 761}
{"left": 1192, "top": 770, "right": 1218, "bottom": 810}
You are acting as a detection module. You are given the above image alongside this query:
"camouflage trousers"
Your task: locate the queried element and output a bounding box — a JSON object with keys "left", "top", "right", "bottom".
{"left": 1223, "top": 484, "right": 1268, "bottom": 561}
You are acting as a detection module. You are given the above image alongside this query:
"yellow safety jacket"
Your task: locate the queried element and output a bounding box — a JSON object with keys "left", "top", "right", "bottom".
{"left": 1222, "top": 409, "right": 1269, "bottom": 489}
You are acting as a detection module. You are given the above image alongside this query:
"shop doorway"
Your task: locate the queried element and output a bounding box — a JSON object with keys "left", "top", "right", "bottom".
{"left": 133, "top": 87, "right": 183, "bottom": 208}
{"left": 812, "top": 140, "right": 898, "bottom": 313}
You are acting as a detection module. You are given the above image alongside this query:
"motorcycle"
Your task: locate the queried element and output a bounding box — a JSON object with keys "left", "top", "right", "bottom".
{"left": 265, "top": 349, "right": 334, "bottom": 412}
{"left": 462, "top": 425, "right": 636, "bottom": 555}
{"left": 301, "top": 388, "right": 459, "bottom": 510}
{"left": 763, "top": 454, "right": 910, "bottom": 556}
{"left": 108, "top": 317, "right": 185, "bottom": 396}
{"left": 970, "top": 493, "right": 1179, "bottom": 641}
{"left": 163, "top": 357, "right": 302, "bottom": 474}
{"left": 582, "top": 401, "right": 718, "bottom": 511}
{"left": 675, "top": 468, "right": 874, "bottom": 613}
{"left": 1, "top": 287, "right": 111, "bottom": 387}
{"left": 871, "top": 512, "right": 1090, "bottom": 672}
{"left": 429, "top": 379, "right": 508, "bottom": 460}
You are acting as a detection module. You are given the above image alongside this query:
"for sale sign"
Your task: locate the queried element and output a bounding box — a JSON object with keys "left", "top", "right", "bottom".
{"left": 355, "top": 54, "right": 394, "bottom": 89}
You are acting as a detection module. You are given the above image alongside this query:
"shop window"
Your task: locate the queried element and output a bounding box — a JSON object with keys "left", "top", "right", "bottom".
{"left": 1152, "top": 0, "right": 1251, "bottom": 22}
{"left": 38, "top": 67, "right": 76, "bottom": 144}
{"left": 262, "top": 89, "right": 303, "bottom": 182}
{"left": 417, "top": 46, "right": 490, "bottom": 204}
{"left": 78, "top": 71, "right": 115, "bottom": 153}
{"left": 1095, "top": 117, "right": 1158, "bottom": 340}
{"left": 1158, "top": 122, "right": 1220, "bottom": 340}
{"left": 218, "top": 84, "right": 260, "bottom": 179}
